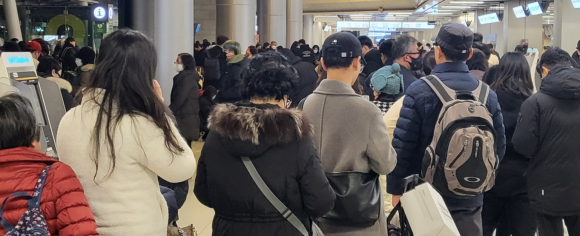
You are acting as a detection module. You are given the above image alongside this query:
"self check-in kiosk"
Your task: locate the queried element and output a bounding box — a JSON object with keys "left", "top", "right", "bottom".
{"left": 0, "top": 52, "right": 66, "bottom": 158}
{"left": 525, "top": 48, "right": 541, "bottom": 93}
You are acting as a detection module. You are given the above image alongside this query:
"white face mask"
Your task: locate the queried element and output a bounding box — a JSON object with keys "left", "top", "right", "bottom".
{"left": 75, "top": 58, "right": 83, "bottom": 67}
{"left": 174, "top": 63, "right": 184, "bottom": 72}
{"left": 313, "top": 49, "right": 319, "bottom": 53}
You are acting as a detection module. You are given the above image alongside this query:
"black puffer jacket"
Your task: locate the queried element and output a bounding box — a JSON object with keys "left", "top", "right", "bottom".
{"left": 169, "top": 69, "right": 201, "bottom": 142}
{"left": 513, "top": 66, "right": 580, "bottom": 216}
{"left": 280, "top": 49, "right": 318, "bottom": 107}
{"left": 216, "top": 55, "right": 246, "bottom": 104}
{"left": 194, "top": 103, "right": 336, "bottom": 236}
{"left": 487, "top": 89, "right": 530, "bottom": 197}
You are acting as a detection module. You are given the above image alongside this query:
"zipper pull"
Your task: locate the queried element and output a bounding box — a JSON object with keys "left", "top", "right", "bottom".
{"left": 475, "top": 140, "right": 480, "bottom": 159}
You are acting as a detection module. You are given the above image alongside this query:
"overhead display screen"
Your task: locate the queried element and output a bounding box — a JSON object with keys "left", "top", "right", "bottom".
{"left": 478, "top": 13, "right": 500, "bottom": 24}
{"left": 527, "top": 2, "right": 544, "bottom": 15}
{"left": 513, "top": 6, "right": 527, "bottom": 18}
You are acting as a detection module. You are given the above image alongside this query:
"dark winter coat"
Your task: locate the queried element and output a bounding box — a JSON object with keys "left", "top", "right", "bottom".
{"left": 299, "top": 45, "right": 315, "bottom": 64}
{"left": 60, "top": 46, "right": 77, "bottom": 72}
{"left": 194, "top": 48, "right": 206, "bottom": 69}
{"left": 512, "top": 66, "right": 580, "bottom": 216}
{"left": 160, "top": 186, "right": 179, "bottom": 224}
{"left": 206, "top": 45, "right": 227, "bottom": 77}
{"left": 199, "top": 94, "right": 216, "bottom": 134}
{"left": 362, "top": 49, "right": 383, "bottom": 76}
{"left": 216, "top": 55, "right": 246, "bottom": 104}
{"left": 387, "top": 62, "right": 506, "bottom": 211}
{"left": 572, "top": 51, "right": 580, "bottom": 69}
{"left": 486, "top": 89, "right": 530, "bottom": 197}
{"left": 287, "top": 54, "right": 318, "bottom": 108}
{"left": 169, "top": 69, "right": 201, "bottom": 142}
{"left": 194, "top": 103, "right": 336, "bottom": 236}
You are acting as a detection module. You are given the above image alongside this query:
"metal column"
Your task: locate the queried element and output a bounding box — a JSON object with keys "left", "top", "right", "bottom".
{"left": 3, "top": 0, "right": 22, "bottom": 41}
{"left": 287, "top": 0, "right": 303, "bottom": 47}
{"left": 262, "top": 0, "right": 286, "bottom": 47}
{"left": 216, "top": 0, "right": 257, "bottom": 50}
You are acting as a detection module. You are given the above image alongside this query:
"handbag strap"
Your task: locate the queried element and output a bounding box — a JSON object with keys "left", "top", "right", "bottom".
{"left": 241, "top": 156, "right": 309, "bottom": 236}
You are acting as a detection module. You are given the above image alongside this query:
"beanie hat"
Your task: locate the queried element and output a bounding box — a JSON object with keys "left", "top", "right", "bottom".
{"left": 370, "top": 63, "right": 404, "bottom": 95}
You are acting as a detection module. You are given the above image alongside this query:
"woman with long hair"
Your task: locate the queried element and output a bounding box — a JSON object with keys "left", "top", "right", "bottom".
{"left": 56, "top": 29, "right": 196, "bottom": 235}
{"left": 194, "top": 52, "right": 335, "bottom": 236}
{"left": 171, "top": 53, "right": 201, "bottom": 144}
{"left": 481, "top": 52, "right": 536, "bottom": 236}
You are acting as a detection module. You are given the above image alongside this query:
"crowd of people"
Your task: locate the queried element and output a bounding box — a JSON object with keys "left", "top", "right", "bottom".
{"left": 1, "top": 22, "right": 580, "bottom": 236}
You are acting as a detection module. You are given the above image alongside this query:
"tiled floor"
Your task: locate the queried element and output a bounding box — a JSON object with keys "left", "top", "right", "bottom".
{"left": 177, "top": 141, "right": 214, "bottom": 236}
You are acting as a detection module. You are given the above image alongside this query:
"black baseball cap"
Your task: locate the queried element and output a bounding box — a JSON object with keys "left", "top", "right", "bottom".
{"left": 322, "top": 32, "right": 363, "bottom": 59}
{"left": 436, "top": 23, "right": 474, "bottom": 55}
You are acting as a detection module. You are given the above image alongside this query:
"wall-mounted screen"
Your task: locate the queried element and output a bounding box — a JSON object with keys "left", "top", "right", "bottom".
{"left": 323, "top": 25, "right": 330, "bottom": 31}
{"left": 478, "top": 13, "right": 500, "bottom": 24}
{"left": 513, "top": 6, "right": 527, "bottom": 18}
{"left": 528, "top": 2, "right": 544, "bottom": 15}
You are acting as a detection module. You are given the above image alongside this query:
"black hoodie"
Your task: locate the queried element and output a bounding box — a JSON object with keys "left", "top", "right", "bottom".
{"left": 362, "top": 48, "right": 383, "bottom": 76}
{"left": 279, "top": 48, "right": 318, "bottom": 108}
{"left": 512, "top": 66, "right": 580, "bottom": 216}
{"left": 194, "top": 103, "right": 335, "bottom": 236}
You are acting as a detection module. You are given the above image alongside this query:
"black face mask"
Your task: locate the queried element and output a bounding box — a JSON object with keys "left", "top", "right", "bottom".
{"left": 409, "top": 55, "right": 423, "bottom": 71}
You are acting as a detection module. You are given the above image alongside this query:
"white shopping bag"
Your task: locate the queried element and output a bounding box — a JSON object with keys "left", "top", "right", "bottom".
{"left": 400, "top": 183, "right": 460, "bottom": 236}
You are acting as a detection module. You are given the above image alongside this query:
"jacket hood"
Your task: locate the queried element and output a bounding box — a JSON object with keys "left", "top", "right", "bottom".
{"left": 209, "top": 103, "right": 313, "bottom": 156}
{"left": 0, "top": 147, "right": 58, "bottom": 165}
{"left": 365, "top": 49, "right": 383, "bottom": 63}
{"left": 540, "top": 66, "right": 580, "bottom": 99}
{"left": 279, "top": 48, "right": 301, "bottom": 65}
{"left": 80, "top": 64, "right": 95, "bottom": 72}
{"left": 228, "top": 54, "right": 245, "bottom": 64}
{"left": 45, "top": 77, "right": 73, "bottom": 93}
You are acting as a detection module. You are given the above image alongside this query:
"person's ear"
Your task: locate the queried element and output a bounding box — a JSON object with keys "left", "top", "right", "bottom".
{"left": 31, "top": 140, "right": 41, "bottom": 152}
{"left": 51, "top": 69, "right": 58, "bottom": 77}
{"left": 542, "top": 66, "right": 550, "bottom": 79}
{"left": 352, "top": 57, "right": 361, "bottom": 72}
{"left": 467, "top": 48, "right": 474, "bottom": 61}
{"left": 320, "top": 58, "right": 328, "bottom": 71}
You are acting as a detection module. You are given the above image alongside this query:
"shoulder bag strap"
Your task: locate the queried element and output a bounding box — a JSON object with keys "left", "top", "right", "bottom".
{"left": 31, "top": 165, "right": 52, "bottom": 208}
{"left": 241, "top": 156, "right": 309, "bottom": 236}
{"left": 420, "top": 75, "right": 457, "bottom": 103}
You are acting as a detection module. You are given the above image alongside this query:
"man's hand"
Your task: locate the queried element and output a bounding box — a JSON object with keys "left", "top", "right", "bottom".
{"left": 392, "top": 195, "right": 402, "bottom": 207}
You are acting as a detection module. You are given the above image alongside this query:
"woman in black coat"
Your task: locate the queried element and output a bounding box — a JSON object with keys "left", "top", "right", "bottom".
{"left": 194, "top": 52, "right": 336, "bottom": 236}
{"left": 482, "top": 52, "right": 537, "bottom": 236}
{"left": 169, "top": 53, "right": 201, "bottom": 144}
{"left": 59, "top": 37, "right": 78, "bottom": 83}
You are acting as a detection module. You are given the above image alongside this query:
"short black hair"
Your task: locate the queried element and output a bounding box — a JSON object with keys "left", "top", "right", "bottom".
{"left": 216, "top": 35, "right": 229, "bottom": 45}
{"left": 539, "top": 47, "right": 572, "bottom": 70}
{"left": 321, "top": 57, "right": 356, "bottom": 70}
{"left": 298, "top": 39, "right": 306, "bottom": 44}
{"left": 32, "top": 38, "right": 51, "bottom": 55}
{"left": 466, "top": 48, "right": 489, "bottom": 71}
{"left": 392, "top": 35, "right": 418, "bottom": 60}
{"left": 358, "top": 36, "right": 373, "bottom": 49}
{"left": 473, "top": 33, "right": 484, "bottom": 42}
{"left": 178, "top": 53, "right": 196, "bottom": 70}
{"left": 37, "top": 57, "right": 62, "bottom": 77}
{"left": 242, "top": 51, "right": 299, "bottom": 100}
{"left": 76, "top": 46, "right": 96, "bottom": 65}
{"left": 3, "top": 41, "right": 21, "bottom": 52}
{"left": 423, "top": 50, "right": 437, "bottom": 75}
{"left": 247, "top": 46, "right": 257, "bottom": 56}
{"left": 472, "top": 42, "right": 491, "bottom": 59}
{"left": 426, "top": 43, "right": 432, "bottom": 47}
{"left": 439, "top": 45, "right": 471, "bottom": 62}
{"left": 514, "top": 45, "right": 525, "bottom": 54}
{"left": 483, "top": 65, "right": 499, "bottom": 85}
{"left": 0, "top": 93, "right": 40, "bottom": 150}
{"left": 379, "top": 39, "right": 395, "bottom": 59}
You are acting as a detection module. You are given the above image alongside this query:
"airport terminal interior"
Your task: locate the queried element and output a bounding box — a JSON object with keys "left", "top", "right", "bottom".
{"left": 0, "top": 0, "right": 580, "bottom": 235}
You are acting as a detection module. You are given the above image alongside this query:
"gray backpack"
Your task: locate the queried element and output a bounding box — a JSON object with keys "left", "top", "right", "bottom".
{"left": 421, "top": 75, "right": 498, "bottom": 198}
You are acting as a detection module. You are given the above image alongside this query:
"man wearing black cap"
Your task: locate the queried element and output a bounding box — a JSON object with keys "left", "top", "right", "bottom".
{"left": 302, "top": 32, "right": 397, "bottom": 235}
{"left": 387, "top": 23, "right": 506, "bottom": 236}
{"left": 572, "top": 40, "right": 580, "bottom": 67}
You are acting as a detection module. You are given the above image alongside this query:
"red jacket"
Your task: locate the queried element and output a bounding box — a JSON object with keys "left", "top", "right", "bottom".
{"left": 0, "top": 147, "right": 99, "bottom": 235}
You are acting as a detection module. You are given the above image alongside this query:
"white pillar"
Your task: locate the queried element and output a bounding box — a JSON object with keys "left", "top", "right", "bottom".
{"left": 313, "top": 22, "right": 324, "bottom": 47}
{"left": 132, "top": 0, "right": 155, "bottom": 39}
{"left": 216, "top": 0, "right": 256, "bottom": 50}
{"left": 553, "top": 0, "right": 580, "bottom": 53}
{"left": 154, "top": 0, "right": 194, "bottom": 103}
{"left": 287, "top": 0, "right": 303, "bottom": 47}
{"left": 262, "top": 0, "right": 286, "bottom": 47}
{"left": 4, "top": 0, "right": 22, "bottom": 41}
{"left": 303, "top": 15, "right": 314, "bottom": 45}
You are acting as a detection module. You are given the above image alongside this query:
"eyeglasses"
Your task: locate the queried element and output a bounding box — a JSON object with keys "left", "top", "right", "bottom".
{"left": 285, "top": 99, "right": 293, "bottom": 108}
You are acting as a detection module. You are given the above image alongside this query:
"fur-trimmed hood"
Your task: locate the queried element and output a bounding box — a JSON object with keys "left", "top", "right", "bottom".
{"left": 209, "top": 103, "right": 313, "bottom": 156}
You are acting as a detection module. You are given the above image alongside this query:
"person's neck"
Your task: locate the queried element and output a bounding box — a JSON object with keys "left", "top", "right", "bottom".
{"left": 326, "top": 69, "right": 356, "bottom": 86}
{"left": 393, "top": 58, "right": 410, "bottom": 70}
{"left": 250, "top": 98, "right": 283, "bottom": 108}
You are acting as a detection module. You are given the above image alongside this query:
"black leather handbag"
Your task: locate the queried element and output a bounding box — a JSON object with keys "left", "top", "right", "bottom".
{"left": 322, "top": 172, "right": 381, "bottom": 226}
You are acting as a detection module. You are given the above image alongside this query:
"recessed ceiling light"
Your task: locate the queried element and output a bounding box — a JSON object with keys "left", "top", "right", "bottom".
{"left": 449, "top": 1, "right": 484, "bottom": 4}
{"left": 440, "top": 5, "right": 473, "bottom": 8}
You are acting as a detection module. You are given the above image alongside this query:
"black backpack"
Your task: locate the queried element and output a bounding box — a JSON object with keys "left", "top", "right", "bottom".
{"left": 203, "top": 51, "right": 220, "bottom": 82}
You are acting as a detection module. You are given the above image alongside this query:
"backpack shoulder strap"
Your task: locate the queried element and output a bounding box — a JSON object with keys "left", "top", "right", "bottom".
{"left": 420, "top": 75, "right": 457, "bottom": 103}
{"left": 241, "top": 156, "right": 309, "bottom": 236}
{"left": 471, "top": 81, "right": 490, "bottom": 106}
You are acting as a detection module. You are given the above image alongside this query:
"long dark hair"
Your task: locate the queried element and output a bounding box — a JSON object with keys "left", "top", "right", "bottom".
{"left": 178, "top": 53, "right": 196, "bottom": 70}
{"left": 490, "top": 52, "right": 533, "bottom": 97}
{"left": 88, "top": 29, "right": 185, "bottom": 179}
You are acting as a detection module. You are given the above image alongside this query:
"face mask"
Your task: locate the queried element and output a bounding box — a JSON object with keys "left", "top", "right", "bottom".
{"left": 313, "top": 49, "right": 319, "bottom": 53}
{"left": 174, "top": 63, "right": 184, "bottom": 72}
{"left": 409, "top": 55, "right": 423, "bottom": 71}
{"left": 75, "top": 58, "right": 83, "bottom": 67}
